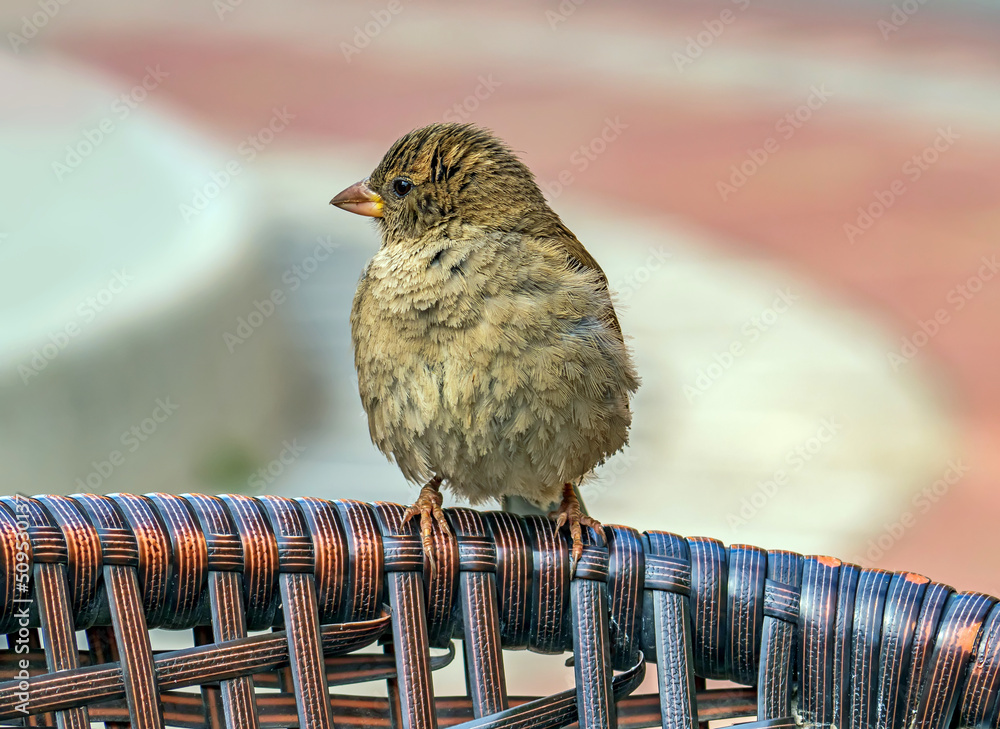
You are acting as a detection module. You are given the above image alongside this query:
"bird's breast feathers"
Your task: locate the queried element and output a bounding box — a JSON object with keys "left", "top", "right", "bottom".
{"left": 349, "top": 233, "right": 639, "bottom": 495}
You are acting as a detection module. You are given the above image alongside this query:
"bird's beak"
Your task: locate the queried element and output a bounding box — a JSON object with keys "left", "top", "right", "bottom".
{"left": 330, "top": 180, "right": 384, "bottom": 217}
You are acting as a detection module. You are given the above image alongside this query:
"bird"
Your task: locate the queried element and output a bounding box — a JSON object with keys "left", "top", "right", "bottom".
{"left": 330, "top": 123, "right": 640, "bottom": 571}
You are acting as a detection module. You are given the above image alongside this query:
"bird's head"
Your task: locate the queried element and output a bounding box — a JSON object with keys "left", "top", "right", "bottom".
{"left": 330, "top": 123, "right": 552, "bottom": 242}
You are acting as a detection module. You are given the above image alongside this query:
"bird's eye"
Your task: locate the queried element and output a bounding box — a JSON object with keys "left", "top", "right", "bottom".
{"left": 391, "top": 177, "right": 413, "bottom": 197}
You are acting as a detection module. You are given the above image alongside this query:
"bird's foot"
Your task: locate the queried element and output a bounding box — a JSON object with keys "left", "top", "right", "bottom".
{"left": 549, "top": 483, "right": 605, "bottom": 573}
{"left": 400, "top": 477, "right": 451, "bottom": 577}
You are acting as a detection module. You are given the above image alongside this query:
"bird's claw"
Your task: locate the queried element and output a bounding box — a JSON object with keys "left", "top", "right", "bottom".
{"left": 549, "top": 485, "right": 604, "bottom": 574}
{"left": 400, "top": 480, "right": 451, "bottom": 579}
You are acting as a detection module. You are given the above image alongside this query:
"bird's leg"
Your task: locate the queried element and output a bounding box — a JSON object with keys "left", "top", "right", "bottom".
{"left": 400, "top": 476, "right": 452, "bottom": 574}
{"left": 549, "top": 483, "right": 605, "bottom": 572}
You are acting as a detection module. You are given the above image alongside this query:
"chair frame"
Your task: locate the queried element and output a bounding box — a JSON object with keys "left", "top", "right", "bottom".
{"left": 0, "top": 493, "right": 996, "bottom": 729}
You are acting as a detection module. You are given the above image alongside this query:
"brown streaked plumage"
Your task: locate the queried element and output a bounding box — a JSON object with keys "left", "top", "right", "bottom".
{"left": 331, "top": 123, "right": 640, "bottom": 569}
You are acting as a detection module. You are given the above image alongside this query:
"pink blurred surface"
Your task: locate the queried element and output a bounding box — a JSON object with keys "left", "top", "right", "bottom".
{"left": 5, "top": 0, "right": 999, "bottom": 591}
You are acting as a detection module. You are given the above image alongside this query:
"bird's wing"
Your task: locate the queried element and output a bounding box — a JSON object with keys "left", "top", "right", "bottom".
{"left": 553, "top": 224, "right": 625, "bottom": 339}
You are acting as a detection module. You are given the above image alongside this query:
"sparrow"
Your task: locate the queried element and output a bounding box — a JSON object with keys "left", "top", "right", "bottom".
{"left": 330, "top": 123, "right": 639, "bottom": 570}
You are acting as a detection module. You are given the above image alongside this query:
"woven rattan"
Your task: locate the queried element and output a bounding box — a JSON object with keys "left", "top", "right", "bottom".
{"left": 0, "top": 493, "right": 996, "bottom": 728}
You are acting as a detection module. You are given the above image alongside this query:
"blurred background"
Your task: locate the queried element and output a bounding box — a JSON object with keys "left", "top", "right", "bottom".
{"left": 1, "top": 0, "right": 999, "bottom": 700}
